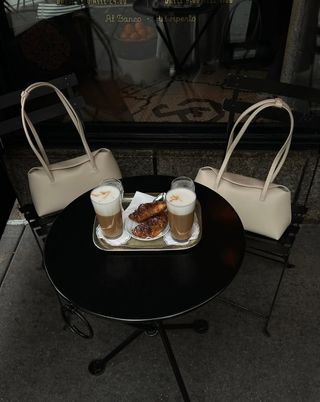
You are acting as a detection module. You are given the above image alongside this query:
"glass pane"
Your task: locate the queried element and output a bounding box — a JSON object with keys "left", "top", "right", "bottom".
{"left": 1, "top": 0, "right": 320, "bottom": 125}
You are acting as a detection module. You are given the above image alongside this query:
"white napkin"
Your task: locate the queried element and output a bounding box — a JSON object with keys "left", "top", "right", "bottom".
{"left": 163, "top": 222, "right": 200, "bottom": 246}
{"left": 96, "top": 191, "right": 156, "bottom": 246}
{"left": 124, "top": 191, "right": 155, "bottom": 218}
{"left": 96, "top": 223, "right": 131, "bottom": 246}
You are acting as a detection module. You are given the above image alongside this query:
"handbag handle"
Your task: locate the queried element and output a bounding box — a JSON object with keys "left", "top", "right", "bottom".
{"left": 21, "top": 82, "right": 96, "bottom": 182}
{"left": 216, "top": 98, "right": 294, "bottom": 201}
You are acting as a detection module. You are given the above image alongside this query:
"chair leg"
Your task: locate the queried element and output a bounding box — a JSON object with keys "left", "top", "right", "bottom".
{"left": 217, "top": 258, "right": 289, "bottom": 336}
{"left": 264, "top": 260, "right": 288, "bottom": 336}
{"left": 58, "top": 297, "right": 94, "bottom": 339}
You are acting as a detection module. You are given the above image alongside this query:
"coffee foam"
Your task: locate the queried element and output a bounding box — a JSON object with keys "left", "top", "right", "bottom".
{"left": 90, "top": 185, "right": 121, "bottom": 216}
{"left": 166, "top": 188, "right": 196, "bottom": 216}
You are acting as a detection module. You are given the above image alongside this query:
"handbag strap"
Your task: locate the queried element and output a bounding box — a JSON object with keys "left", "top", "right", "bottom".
{"left": 217, "top": 98, "right": 294, "bottom": 201}
{"left": 21, "top": 82, "right": 96, "bottom": 182}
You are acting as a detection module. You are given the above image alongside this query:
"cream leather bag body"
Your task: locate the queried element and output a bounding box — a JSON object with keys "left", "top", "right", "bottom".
{"left": 21, "top": 82, "right": 122, "bottom": 217}
{"left": 195, "top": 98, "right": 294, "bottom": 240}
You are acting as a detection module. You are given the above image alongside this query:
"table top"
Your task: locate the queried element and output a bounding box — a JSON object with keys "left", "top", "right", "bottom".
{"left": 44, "top": 175, "right": 245, "bottom": 323}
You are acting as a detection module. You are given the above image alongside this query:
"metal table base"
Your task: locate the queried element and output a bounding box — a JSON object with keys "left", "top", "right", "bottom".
{"left": 88, "top": 319, "right": 209, "bottom": 402}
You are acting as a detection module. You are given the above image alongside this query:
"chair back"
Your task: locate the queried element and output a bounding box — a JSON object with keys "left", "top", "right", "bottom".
{"left": 0, "top": 74, "right": 84, "bottom": 249}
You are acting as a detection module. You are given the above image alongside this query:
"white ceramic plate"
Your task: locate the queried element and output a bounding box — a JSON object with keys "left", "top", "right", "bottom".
{"left": 125, "top": 217, "right": 169, "bottom": 242}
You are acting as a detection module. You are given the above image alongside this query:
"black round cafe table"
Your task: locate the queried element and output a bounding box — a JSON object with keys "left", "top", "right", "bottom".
{"left": 44, "top": 175, "right": 245, "bottom": 402}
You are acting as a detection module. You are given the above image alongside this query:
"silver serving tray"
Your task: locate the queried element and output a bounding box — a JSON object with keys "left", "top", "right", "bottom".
{"left": 92, "top": 193, "right": 202, "bottom": 252}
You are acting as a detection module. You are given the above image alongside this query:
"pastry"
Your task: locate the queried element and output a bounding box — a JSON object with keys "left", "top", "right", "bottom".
{"left": 132, "top": 211, "right": 168, "bottom": 238}
{"left": 129, "top": 201, "right": 166, "bottom": 223}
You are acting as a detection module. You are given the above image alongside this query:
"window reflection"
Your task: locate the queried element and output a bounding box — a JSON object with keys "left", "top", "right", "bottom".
{"left": 2, "top": 0, "right": 320, "bottom": 124}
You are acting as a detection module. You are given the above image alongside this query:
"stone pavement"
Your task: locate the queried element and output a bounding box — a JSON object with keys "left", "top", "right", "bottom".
{"left": 0, "top": 217, "right": 320, "bottom": 402}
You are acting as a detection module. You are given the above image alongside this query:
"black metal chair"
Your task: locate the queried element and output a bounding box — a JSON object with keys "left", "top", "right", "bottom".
{"left": 0, "top": 74, "right": 86, "bottom": 250}
{"left": 215, "top": 73, "right": 320, "bottom": 336}
{"left": 0, "top": 73, "right": 95, "bottom": 339}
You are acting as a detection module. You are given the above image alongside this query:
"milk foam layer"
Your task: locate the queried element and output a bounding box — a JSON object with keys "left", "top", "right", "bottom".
{"left": 166, "top": 188, "right": 196, "bottom": 216}
{"left": 90, "top": 185, "right": 121, "bottom": 216}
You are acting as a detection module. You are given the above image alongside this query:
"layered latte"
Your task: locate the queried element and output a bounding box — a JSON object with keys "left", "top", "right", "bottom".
{"left": 90, "top": 184, "right": 123, "bottom": 238}
{"left": 166, "top": 187, "right": 196, "bottom": 242}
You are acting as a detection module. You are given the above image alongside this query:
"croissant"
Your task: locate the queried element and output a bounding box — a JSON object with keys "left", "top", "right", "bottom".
{"left": 129, "top": 201, "right": 167, "bottom": 223}
{"left": 132, "top": 211, "right": 168, "bottom": 238}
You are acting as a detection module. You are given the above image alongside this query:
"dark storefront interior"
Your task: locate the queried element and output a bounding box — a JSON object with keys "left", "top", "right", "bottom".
{"left": 1, "top": 0, "right": 319, "bottom": 125}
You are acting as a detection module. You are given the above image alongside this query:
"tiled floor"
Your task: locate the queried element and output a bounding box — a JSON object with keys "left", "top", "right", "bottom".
{"left": 0, "top": 216, "right": 320, "bottom": 401}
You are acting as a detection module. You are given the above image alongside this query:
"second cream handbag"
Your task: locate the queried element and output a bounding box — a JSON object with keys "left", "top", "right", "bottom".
{"left": 195, "top": 98, "right": 294, "bottom": 240}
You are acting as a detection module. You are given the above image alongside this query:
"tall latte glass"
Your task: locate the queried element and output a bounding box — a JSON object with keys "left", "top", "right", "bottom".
{"left": 166, "top": 184, "right": 196, "bottom": 242}
{"left": 171, "top": 176, "right": 195, "bottom": 193}
{"left": 90, "top": 179, "right": 123, "bottom": 239}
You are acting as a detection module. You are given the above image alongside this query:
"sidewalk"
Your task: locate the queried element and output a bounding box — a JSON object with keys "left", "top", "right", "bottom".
{"left": 0, "top": 201, "right": 27, "bottom": 287}
{"left": 0, "top": 206, "right": 320, "bottom": 401}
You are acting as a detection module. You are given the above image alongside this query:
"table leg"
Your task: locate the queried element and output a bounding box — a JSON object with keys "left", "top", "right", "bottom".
{"left": 157, "top": 321, "right": 191, "bottom": 402}
{"left": 180, "top": 6, "right": 220, "bottom": 69}
{"left": 153, "top": 16, "right": 181, "bottom": 72}
{"left": 88, "top": 328, "right": 143, "bottom": 375}
{"left": 88, "top": 319, "right": 208, "bottom": 400}
{"left": 164, "top": 319, "right": 209, "bottom": 334}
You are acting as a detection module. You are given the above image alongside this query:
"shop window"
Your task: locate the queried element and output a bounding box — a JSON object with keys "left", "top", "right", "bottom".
{"left": 0, "top": 0, "right": 319, "bottom": 129}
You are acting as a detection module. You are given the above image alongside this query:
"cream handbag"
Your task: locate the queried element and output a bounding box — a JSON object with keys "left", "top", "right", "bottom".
{"left": 195, "top": 98, "right": 294, "bottom": 240}
{"left": 21, "top": 82, "right": 122, "bottom": 217}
